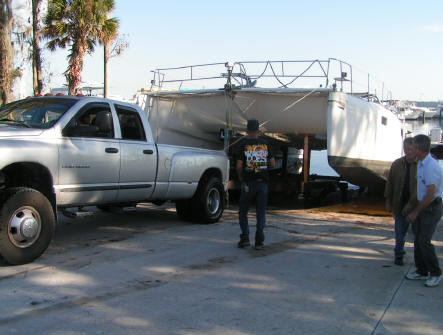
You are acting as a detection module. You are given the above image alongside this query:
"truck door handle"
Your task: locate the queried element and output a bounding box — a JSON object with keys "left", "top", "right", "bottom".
{"left": 105, "top": 147, "right": 119, "bottom": 154}
{"left": 143, "top": 149, "right": 154, "bottom": 154}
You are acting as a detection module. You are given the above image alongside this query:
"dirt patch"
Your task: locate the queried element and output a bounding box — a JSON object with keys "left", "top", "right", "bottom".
{"left": 310, "top": 197, "right": 391, "bottom": 216}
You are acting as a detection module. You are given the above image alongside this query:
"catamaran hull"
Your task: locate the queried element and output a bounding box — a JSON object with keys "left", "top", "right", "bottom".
{"left": 327, "top": 91, "right": 403, "bottom": 188}
{"left": 327, "top": 156, "right": 393, "bottom": 189}
{"left": 144, "top": 89, "right": 330, "bottom": 150}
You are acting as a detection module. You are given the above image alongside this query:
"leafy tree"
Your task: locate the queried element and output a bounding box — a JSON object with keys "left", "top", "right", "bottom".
{"left": 104, "top": 34, "right": 128, "bottom": 96}
{"left": 43, "top": 0, "right": 117, "bottom": 95}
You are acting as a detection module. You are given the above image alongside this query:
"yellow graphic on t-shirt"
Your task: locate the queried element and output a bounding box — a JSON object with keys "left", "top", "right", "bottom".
{"left": 244, "top": 144, "right": 269, "bottom": 173}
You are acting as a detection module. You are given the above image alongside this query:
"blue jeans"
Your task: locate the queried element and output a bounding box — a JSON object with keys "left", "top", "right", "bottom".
{"left": 394, "top": 215, "right": 410, "bottom": 259}
{"left": 239, "top": 180, "right": 268, "bottom": 243}
{"left": 412, "top": 202, "right": 442, "bottom": 276}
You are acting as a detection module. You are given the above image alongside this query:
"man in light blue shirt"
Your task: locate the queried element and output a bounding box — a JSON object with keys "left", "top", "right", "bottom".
{"left": 406, "top": 134, "right": 442, "bottom": 287}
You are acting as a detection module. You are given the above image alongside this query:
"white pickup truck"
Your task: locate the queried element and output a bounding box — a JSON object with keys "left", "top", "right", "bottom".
{"left": 0, "top": 96, "right": 229, "bottom": 265}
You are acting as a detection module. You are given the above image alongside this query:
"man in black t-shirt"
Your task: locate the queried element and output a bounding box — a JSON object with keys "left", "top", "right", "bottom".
{"left": 236, "top": 119, "right": 275, "bottom": 250}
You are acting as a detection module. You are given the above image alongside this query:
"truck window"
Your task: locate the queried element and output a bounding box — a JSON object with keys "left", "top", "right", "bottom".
{"left": 115, "top": 105, "right": 146, "bottom": 141}
{"left": 63, "top": 103, "right": 114, "bottom": 138}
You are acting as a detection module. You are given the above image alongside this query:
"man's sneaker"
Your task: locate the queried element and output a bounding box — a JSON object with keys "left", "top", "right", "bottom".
{"left": 254, "top": 242, "right": 264, "bottom": 250}
{"left": 405, "top": 270, "right": 428, "bottom": 280}
{"left": 237, "top": 239, "right": 250, "bottom": 248}
{"left": 425, "top": 275, "right": 441, "bottom": 287}
{"left": 394, "top": 258, "right": 404, "bottom": 266}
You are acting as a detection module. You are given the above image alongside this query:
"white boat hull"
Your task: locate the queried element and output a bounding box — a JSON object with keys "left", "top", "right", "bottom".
{"left": 141, "top": 88, "right": 403, "bottom": 188}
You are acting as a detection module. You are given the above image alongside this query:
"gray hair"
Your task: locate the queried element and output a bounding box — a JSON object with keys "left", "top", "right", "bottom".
{"left": 413, "top": 134, "right": 431, "bottom": 153}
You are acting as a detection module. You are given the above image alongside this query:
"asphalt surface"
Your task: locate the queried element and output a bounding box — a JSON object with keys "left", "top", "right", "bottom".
{"left": 0, "top": 203, "right": 442, "bottom": 335}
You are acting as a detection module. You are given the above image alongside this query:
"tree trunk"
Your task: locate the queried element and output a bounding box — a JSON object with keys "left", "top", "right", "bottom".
{"left": 66, "top": 42, "right": 86, "bottom": 95}
{"left": 0, "top": 0, "right": 13, "bottom": 104}
{"left": 32, "top": 0, "right": 43, "bottom": 95}
{"left": 104, "top": 41, "right": 108, "bottom": 98}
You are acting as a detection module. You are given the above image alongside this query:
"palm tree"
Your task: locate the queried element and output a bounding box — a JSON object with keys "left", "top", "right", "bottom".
{"left": 99, "top": 12, "right": 118, "bottom": 98}
{"left": 43, "top": 0, "right": 117, "bottom": 95}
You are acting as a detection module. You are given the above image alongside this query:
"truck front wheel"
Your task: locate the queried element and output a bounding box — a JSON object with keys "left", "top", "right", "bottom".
{"left": 0, "top": 188, "right": 55, "bottom": 265}
{"left": 194, "top": 176, "right": 225, "bottom": 223}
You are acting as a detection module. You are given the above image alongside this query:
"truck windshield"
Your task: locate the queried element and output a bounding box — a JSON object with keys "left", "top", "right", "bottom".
{"left": 0, "top": 98, "right": 77, "bottom": 129}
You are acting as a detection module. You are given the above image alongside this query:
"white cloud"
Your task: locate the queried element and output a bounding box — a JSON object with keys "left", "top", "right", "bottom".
{"left": 420, "top": 24, "right": 443, "bottom": 32}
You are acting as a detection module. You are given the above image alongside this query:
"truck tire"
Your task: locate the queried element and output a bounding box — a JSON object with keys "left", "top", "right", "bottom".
{"left": 193, "top": 176, "right": 225, "bottom": 223}
{"left": 0, "top": 188, "right": 55, "bottom": 265}
{"left": 175, "top": 199, "right": 194, "bottom": 221}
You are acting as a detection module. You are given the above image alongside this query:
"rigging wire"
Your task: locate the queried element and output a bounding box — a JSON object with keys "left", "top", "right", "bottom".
{"left": 269, "top": 61, "right": 318, "bottom": 88}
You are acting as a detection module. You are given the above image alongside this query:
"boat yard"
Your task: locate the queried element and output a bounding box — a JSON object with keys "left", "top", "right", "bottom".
{"left": 3, "top": 1, "right": 443, "bottom": 334}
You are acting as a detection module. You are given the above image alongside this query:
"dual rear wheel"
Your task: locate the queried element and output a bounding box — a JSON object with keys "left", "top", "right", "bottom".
{"left": 176, "top": 176, "right": 225, "bottom": 223}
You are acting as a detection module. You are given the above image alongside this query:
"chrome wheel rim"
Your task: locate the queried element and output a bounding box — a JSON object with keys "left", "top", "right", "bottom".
{"left": 207, "top": 188, "right": 221, "bottom": 215}
{"left": 8, "top": 206, "right": 42, "bottom": 248}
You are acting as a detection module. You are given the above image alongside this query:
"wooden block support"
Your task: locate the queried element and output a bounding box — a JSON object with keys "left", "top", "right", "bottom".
{"left": 301, "top": 134, "right": 310, "bottom": 194}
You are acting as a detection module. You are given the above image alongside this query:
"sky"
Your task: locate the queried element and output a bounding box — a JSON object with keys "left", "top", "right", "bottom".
{"left": 16, "top": 0, "right": 443, "bottom": 101}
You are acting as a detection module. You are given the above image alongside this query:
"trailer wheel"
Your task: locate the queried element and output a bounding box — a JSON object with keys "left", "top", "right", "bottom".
{"left": 193, "top": 176, "right": 224, "bottom": 223}
{"left": 175, "top": 199, "right": 194, "bottom": 221}
{"left": 0, "top": 188, "right": 55, "bottom": 265}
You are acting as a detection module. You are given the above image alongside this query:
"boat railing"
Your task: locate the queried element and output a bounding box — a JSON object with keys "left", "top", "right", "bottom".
{"left": 149, "top": 58, "right": 354, "bottom": 93}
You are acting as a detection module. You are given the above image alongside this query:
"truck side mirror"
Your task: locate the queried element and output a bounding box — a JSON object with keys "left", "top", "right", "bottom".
{"left": 62, "top": 127, "right": 72, "bottom": 137}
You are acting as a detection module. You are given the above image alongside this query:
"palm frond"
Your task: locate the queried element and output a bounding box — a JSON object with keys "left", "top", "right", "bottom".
{"left": 99, "top": 17, "right": 119, "bottom": 43}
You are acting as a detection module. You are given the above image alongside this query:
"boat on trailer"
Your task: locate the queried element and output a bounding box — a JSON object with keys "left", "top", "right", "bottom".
{"left": 135, "top": 59, "right": 403, "bottom": 192}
